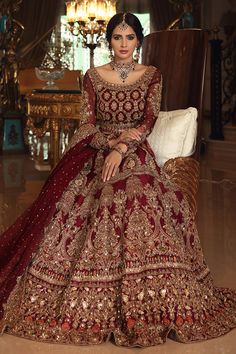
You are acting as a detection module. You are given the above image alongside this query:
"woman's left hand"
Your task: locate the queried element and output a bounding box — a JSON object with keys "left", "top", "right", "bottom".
{"left": 102, "top": 150, "right": 122, "bottom": 182}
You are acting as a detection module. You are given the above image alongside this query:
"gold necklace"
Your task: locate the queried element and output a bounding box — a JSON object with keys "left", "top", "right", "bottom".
{"left": 110, "top": 59, "right": 136, "bottom": 83}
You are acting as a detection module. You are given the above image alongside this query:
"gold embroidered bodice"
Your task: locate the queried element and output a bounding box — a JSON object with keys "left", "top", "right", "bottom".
{"left": 88, "top": 66, "right": 158, "bottom": 135}
{"left": 67, "top": 65, "right": 162, "bottom": 153}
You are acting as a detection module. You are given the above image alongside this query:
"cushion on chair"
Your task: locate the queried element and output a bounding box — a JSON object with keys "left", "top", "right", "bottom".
{"left": 147, "top": 107, "right": 198, "bottom": 167}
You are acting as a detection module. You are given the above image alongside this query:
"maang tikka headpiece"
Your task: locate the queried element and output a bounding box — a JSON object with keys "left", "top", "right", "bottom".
{"left": 118, "top": 13, "right": 129, "bottom": 31}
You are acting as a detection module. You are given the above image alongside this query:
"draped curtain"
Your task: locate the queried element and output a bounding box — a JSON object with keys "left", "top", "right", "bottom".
{"left": 15, "top": 0, "right": 64, "bottom": 69}
{"left": 116, "top": 0, "right": 151, "bottom": 13}
{"left": 116, "top": 0, "right": 177, "bottom": 31}
{"left": 149, "top": 0, "right": 178, "bottom": 31}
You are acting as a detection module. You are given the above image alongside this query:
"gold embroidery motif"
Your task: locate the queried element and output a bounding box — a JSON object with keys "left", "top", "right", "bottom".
{"left": 1, "top": 67, "right": 236, "bottom": 348}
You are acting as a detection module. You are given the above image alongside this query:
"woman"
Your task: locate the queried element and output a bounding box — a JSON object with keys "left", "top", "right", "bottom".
{"left": 0, "top": 13, "right": 236, "bottom": 347}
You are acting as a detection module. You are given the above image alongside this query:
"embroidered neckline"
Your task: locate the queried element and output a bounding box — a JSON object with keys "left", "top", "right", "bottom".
{"left": 90, "top": 65, "right": 156, "bottom": 90}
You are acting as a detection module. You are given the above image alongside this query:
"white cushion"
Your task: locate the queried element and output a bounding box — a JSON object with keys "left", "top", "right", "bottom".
{"left": 147, "top": 107, "right": 198, "bottom": 167}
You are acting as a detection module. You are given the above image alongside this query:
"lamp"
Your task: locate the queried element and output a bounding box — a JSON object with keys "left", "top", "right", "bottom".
{"left": 65, "top": 0, "right": 116, "bottom": 67}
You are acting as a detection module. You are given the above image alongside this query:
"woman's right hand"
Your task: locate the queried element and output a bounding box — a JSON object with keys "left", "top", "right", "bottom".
{"left": 117, "top": 128, "right": 142, "bottom": 143}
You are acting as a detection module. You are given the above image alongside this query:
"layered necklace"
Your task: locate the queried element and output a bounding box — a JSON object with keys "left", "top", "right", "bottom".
{"left": 110, "top": 59, "right": 136, "bottom": 83}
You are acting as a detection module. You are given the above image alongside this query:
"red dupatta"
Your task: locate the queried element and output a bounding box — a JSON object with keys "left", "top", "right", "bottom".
{"left": 0, "top": 138, "right": 96, "bottom": 320}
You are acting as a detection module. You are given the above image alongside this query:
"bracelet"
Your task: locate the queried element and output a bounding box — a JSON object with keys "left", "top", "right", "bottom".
{"left": 112, "top": 145, "right": 125, "bottom": 158}
{"left": 117, "top": 140, "right": 129, "bottom": 149}
{"left": 118, "top": 140, "right": 137, "bottom": 151}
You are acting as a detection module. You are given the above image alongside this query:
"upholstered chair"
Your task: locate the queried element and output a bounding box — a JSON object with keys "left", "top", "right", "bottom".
{"left": 142, "top": 29, "right": 208, "bottom": 215}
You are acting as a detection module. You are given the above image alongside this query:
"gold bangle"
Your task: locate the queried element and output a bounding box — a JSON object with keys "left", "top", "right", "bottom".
{"left": 117, "top": 140, "right": 129, "bottom": 149}
{"left": 112, "top": 145, "right": 124, "bottom": 158}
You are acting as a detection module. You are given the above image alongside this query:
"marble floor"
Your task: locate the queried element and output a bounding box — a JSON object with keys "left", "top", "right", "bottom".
{"left": 0, "top": 139, "right": 236, "bottom": 354}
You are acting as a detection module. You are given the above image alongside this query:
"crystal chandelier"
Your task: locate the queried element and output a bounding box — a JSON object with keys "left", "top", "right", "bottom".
{"left": 65, "top": 0, "right": 116, "bottom": 67}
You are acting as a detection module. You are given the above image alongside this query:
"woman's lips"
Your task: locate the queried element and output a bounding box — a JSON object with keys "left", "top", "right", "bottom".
{"left": 119, "top": 50, "right": 128, "bottom": 54}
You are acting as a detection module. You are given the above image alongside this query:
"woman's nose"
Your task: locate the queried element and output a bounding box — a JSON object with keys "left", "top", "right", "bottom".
{"left": 121, "top": 38, "right": 127, "bottom": 47}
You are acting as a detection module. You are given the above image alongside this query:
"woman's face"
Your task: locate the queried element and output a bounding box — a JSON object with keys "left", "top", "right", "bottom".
{"left": 110, "top": 24, "right": 139, "bottom": 62}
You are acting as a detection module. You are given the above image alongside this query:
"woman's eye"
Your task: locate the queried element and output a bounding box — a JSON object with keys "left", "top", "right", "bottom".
{"left": 113, "top": 35, "right": 121, "bottom": 40}
{"left": 127, "top": 35, "right": 135, "bottom": 40}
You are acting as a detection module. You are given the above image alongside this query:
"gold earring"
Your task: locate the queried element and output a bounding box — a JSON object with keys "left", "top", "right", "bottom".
{"left": 109, "top": 46, "right": 114, "bottom": 61}
{"left": 134, "top": 47, "right": 141, "bottom": 63}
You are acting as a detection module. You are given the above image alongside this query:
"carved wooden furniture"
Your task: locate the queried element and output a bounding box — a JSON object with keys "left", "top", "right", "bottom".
{"left": 19, "top": 68, "right": 83, "bottom": 95}
{"left": 26, "top": 90, "right": 82, "bottom": 168}
{"left": 19, "top": 69, "right": 83, "bottom": 169}
{"left": 142, "top": 29, "right": 208, "bottom": 214}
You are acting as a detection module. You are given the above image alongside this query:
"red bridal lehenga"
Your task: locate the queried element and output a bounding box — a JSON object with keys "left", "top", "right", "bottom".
{"left": 0, "top": 66, "right": 236, "bottom": 347}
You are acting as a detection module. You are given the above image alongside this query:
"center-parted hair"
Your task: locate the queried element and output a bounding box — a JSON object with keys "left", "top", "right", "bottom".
{"left": 106, "top": 13, "right": 144, "bottom": 48}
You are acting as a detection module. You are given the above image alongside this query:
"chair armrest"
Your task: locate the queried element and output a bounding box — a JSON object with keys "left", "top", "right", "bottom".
{"left": 162, "top": 156, "right": 200, "bottom": 216}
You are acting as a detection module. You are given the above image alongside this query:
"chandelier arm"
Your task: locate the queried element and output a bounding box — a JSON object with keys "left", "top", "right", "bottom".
{"left": 68, "top": 24, "right": 79, "bottom": 37}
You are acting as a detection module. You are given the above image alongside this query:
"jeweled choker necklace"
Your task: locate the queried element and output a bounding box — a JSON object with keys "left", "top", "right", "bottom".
{"left": 110, "top": 59, "right": 136, "bottom": 83}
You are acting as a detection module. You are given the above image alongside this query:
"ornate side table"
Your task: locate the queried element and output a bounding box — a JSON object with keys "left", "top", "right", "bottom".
{"left": 26, "top": 89, "right": 82, "bottom": 168}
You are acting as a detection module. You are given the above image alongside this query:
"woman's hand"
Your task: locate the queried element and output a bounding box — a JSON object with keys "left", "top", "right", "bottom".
{"left": 117, "top": 128, "right": 142, "bottom": 143}
{"left": 108, "top": 129, "right": 142, "bottom": 148}
{"left": 102, "top": 150, "right": 122, "bottom": 182}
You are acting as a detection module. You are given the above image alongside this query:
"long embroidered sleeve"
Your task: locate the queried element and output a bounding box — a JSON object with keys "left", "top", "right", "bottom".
{"left": 121, "top": 69, "right": 162, "bottom": 152}
{"left": 79, "top": 72, "right": 110, "bottom": 150}
{"left": 63, "top": 71, "right": 110, "bottom": 154}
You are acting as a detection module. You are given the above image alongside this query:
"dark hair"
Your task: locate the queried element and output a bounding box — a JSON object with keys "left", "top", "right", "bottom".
{"left": 106, "top": 13, "right": 144, "bottom": 48}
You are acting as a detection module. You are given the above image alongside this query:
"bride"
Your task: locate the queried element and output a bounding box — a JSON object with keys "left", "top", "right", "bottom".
{"left": 0, "top": 12, "right": 236, "bottom": 347}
